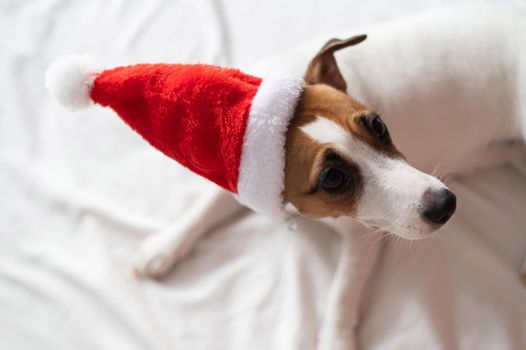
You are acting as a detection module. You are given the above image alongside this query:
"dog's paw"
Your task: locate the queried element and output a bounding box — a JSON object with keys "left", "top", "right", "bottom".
{"left": 132, "top": 234, "right": 190, "bottom": 279}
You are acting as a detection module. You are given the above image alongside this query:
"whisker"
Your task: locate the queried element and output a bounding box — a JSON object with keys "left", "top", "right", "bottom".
{"left": 353, "top": 225, "right": 394, "bottom": 251}
{"left": 365, "top": 231, "right": 389, "bottom": 263}
{"left": 354, "top": 224, "right": 394, "bottom": 260}
{"left": 437, "top": 170, "right": 455, "bottom": 185}
{"left": 431, "top": 164, "right": 442, "bottom": 178}
{"left": 352, "top": 228, "right": 384, "bottom": 248}
{"left": 442, "top": 175, "right": 454, "bottom": 187}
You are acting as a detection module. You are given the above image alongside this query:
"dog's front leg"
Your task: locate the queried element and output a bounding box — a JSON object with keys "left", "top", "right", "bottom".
{"left": 133, "top": 187, "right": 242, "bottom": 278}
{"left": 318, "top": 222, "right": 383, "bottom": 350}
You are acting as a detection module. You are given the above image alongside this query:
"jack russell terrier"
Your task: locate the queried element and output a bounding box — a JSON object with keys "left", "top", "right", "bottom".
{"left": 47, "top": 4, "right": 525, "bottom": 350}
{"left": 133, "top": 5, "right": 526, "bottom": 350}
{"left": 130, "top": 35, "right": 457, "bottom": 350}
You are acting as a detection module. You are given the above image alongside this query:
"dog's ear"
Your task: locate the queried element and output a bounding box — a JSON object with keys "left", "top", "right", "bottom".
{"left": 304, "top": 34, "right": 367, "bottom": 92}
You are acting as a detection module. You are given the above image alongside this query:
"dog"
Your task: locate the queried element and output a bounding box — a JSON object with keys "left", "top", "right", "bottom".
{"left": 131, "top": 34, "right": 457, "bottom": 350}
{"left": 131, "top": 4, "right": 526, "bottom": 350}
{"left": 38, "top": 4, "right": 523, "bottom": 349}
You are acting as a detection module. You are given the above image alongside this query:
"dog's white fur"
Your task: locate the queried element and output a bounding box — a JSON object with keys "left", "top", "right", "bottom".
{"left": 334, "top": 5, "right": 525, "bottom": 177}
{"left": 301, "top": 116, "right": 446, "bottom": 239}
{"left": 134, "top": 4, "right": 526, "bottom": 350}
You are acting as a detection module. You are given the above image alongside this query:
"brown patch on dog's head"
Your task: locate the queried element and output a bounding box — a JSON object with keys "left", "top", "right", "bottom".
{"left": 283, "top": 85, "right": 400, "bottom": 218}
{"left": 283, "top": 35, "right": 401, "bottom": 218}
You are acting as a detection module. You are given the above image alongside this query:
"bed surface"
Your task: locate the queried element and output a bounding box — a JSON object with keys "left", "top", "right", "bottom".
{"left": 1, "top": 1, "right": 525, "bottom": 349}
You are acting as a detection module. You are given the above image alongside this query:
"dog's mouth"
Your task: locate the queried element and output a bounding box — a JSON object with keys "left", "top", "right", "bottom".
{"left": 352, "top": 153, "right": 457, "bottom": 240}
{"left": 357, "top": 187, "right": 456, "bottom": 240}
{"left": 363, "top": 220, "right": 447, "bottom": 240}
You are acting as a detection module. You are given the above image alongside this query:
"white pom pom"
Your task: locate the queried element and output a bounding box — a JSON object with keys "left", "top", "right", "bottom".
{"left": 45, "top": 54, "right": 99, "bottom": 111}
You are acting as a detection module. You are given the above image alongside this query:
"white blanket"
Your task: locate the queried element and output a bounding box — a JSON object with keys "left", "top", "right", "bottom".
{"left": 1, "top": 1, "right": 525, "bottom": 349}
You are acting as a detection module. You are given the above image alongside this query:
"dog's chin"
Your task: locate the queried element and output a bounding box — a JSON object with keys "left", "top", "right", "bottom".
{"left": 395, "top": 223, "right": 445, "bottom": 240}
{"left": 395, "top": 229, "right": 438, "bottom": 241}
{"left": 363, "top": 219, "right": 440, "bottom": 241}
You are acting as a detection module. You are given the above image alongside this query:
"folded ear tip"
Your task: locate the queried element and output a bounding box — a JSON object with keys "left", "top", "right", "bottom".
{"left": 356, "top": 34, "right": 367, "bottom": 41}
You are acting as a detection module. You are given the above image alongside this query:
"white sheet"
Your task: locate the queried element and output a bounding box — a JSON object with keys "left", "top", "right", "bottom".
{"left": 1, "top": 1, "right": 525, "bottom": 349}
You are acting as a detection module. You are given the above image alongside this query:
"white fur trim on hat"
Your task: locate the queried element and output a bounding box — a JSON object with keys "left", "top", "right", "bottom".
{"left": 45, "top": 54, "right": 99, "bottom": 111}
{"left": 237, "top": 72, "right": 304, "bottom": 217}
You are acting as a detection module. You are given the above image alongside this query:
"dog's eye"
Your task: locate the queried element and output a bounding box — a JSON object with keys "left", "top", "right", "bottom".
{"left": 370, "top": 116, "right": 386, "bottom": 139}
{"left": 320, "top": 168, "right": 347, "bottom": 192}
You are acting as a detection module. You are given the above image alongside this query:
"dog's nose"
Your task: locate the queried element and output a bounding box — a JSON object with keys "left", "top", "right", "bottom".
{"left": 421, "top": 189, "right": 457, "bottom": 225}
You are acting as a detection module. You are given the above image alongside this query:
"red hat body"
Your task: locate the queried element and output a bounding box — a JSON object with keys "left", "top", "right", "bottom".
{"left": 46, "top": 54, "right": 304, "bottom": 216}
{"left": 91, "top": 64, "right": 262, "bottom": 193}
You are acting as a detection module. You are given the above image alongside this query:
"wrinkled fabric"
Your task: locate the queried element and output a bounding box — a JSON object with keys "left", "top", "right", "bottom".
{"left": 1, "top": 1, "right": 525, "bottom": 350}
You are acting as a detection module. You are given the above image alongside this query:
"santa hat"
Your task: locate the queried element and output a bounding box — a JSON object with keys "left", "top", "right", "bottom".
{"left": 46, "top": 55, "right": 304, "bottom": 217}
